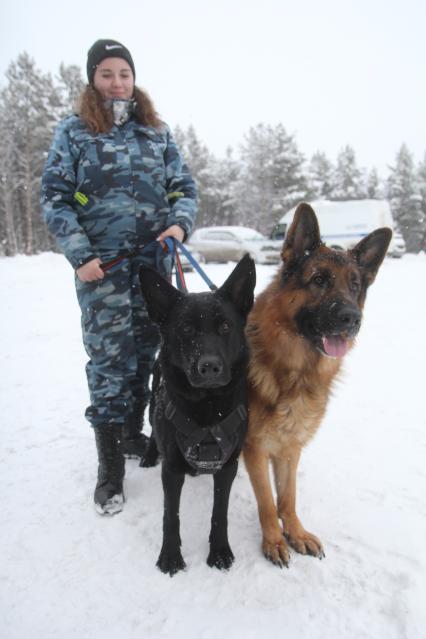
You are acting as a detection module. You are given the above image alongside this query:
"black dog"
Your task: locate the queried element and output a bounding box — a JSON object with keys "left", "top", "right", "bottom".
{"left": 139, "top": 254, "right": 256, "bottom": 576}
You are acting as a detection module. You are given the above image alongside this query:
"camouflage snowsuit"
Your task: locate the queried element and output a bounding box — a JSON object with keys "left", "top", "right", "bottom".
{"left": 41, "top": 115, "right": 197, "bottom": 426}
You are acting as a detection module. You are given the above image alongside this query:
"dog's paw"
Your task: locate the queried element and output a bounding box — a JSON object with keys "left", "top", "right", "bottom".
{"left": 284, "top": 528, "right": 325, "bottom": 559}
{"left": 207, "top": 545, "right": 235, "bottom": 570}
{"left": 156, "top": 549, "right": 186, "bottom": 576}
{"left": 262, "top": 538, "right": 290, "bottom": 568}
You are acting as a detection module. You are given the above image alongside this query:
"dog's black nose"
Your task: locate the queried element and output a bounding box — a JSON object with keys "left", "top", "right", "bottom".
{"left": 334, "top": 305, "right": 361, "bottom": 332}
{"left": 197, "top": 355, "right": 224, "bottom": 380}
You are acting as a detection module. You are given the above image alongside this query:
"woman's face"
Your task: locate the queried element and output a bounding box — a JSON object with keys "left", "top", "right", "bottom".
{"left": 93, "top": 58, "right": 134, "bottom": 100}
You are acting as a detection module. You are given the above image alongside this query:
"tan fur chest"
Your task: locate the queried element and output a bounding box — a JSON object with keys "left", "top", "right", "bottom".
{"left": 248, "top": 356, "right": 340, "bottom": 456}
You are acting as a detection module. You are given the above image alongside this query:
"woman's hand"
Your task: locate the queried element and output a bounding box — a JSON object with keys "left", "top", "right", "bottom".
{"left": 76, "top": 258, "right": 105, "bottom": 282}
{"left": 157, "top": 224, "right": 185, "bottom": 246}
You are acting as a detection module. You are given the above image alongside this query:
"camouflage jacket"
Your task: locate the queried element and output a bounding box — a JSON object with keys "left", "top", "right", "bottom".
{"left": 41, "top": 115, "right": 197, "bottom": 269}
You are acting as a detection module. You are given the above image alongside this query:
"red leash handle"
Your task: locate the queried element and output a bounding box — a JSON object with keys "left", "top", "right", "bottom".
{"left": 97, "top": 240, "right": 188, "bottom": 294}
{"left": 100, "top": 255, "right": 127, "bottom": 272}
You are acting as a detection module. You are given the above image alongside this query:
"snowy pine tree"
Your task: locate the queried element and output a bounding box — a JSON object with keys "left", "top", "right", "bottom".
{"left": 307, "top": 151, "right": 335, "bottom": 200}
{"left": 237, "top": 123, "right": 307, "bottom": 234}
{"left": 0, "top": 114, "right": 18, "bottom": 256}
{"left": 57, "top": 63, "right": 85, "bottom": 117}
{"left": 333, "top": 145, "right": 364, "bottom": 200}
{"left": 0, "top": 53, "right": 62, "bottom": 255}
{"left": 364, "top": 167, "right": 383, "bottom": 199}
{"left": 173, "top": 125, "right": 218, "bottom": 227}
{"left": 272, "top": 124, "right": 308, "bottom": 218}
{"left": 417, "top": 153, "right": 426, "bottom": 250}
{"left": 236, "top": 123, "right": 273, "bottom": 230}
{"left": 386, "top": 144, "right": 424, "bottom": 252}
{"left": 208, "top": 148, "right": 241, "bottom": 226}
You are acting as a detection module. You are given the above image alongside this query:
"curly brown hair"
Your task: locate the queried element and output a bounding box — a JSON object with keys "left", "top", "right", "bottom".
{"left": 77, "top": 85, "right": 163, "bottom": 133}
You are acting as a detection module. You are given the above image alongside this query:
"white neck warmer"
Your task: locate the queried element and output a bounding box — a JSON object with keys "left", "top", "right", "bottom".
{"left": 104, "top": 98, "right": 136, "bottom": 126}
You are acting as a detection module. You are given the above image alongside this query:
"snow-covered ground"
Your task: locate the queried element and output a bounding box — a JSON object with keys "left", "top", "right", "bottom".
{"left": 1, "top": 252, "right": 425, "bottom": 639}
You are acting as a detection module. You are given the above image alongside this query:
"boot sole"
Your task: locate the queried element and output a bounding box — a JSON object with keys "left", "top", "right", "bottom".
{"left": 94, "top": 492, "right": 125, "bottom": 516}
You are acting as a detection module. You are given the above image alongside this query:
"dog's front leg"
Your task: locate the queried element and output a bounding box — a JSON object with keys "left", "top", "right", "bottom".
{"left": 244, "top": 442, "right": 290, "bottom": 567}
{"left": 207, "top": 459, "right": 238, "bottom": 570}
{"left": 272, "top": 449, "right": 325, "bottom": 559}
{"left": 157, "top": 463, "right": 186, "bottom": 576}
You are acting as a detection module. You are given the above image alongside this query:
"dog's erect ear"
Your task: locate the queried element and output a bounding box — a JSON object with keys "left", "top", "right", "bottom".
{"left": 350, "top": 227, "right": 392, "bottom": 285}
{"left": 139, "top": 265, "right": 184, "bottom": 324}
{"left": 216, "top": 253, "right": 256, "bottom": 317}
{"left": 282, "top": 202, "right": 321, "bottom": 263}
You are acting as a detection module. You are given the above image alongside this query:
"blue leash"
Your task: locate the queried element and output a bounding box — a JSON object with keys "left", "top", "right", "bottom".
{"left": 101, "top": 238, "right": 217, "bottom": 293}
{"left": 164, "top": 238, "right": 217, "bottom": 292}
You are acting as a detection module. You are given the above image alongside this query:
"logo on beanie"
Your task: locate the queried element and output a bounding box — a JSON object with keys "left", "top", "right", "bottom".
{"left": 105, "top": 44, "right": 123, "bottom": 50}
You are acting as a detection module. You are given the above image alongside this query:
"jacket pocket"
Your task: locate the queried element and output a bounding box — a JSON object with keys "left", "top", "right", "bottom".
{"left": 75, "top": 134, "right": 119, "bottom": 195}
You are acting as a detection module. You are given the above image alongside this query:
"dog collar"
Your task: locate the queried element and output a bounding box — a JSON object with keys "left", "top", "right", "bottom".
{"left": 164, "top": 395, "right": 247, "bottom": 474}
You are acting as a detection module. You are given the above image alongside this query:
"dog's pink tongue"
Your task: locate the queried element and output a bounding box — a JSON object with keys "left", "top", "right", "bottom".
{"left": 322, "top": 336, "right": 349, "bottom": 358}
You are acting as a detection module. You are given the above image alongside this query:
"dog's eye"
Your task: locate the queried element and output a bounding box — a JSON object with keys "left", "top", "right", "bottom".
{"left": 182, "top": 324, "right": 195, "bottom": 336}
{"left": 350, "top": 279, "right": 361, "bottom": 293}
{"left": 218, "top": 321, "right": 231, "bottom": 335}
{"left": 312, "top": 274, "right": 329, "bottom": 288}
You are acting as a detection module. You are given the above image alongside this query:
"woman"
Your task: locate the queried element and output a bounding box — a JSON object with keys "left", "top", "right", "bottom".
{"left": 41, "top": 39, "right": 197, "bottom": 515}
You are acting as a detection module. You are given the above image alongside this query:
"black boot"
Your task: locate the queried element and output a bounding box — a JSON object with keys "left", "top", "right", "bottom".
{"left": 94, "top": 424, "right": 125, "bottom": 516}
{"left": 122, "top": 401, "right": 149, "bottom": 459}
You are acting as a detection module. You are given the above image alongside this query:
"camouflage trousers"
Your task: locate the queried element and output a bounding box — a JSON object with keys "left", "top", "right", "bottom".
{"left": 75, "top": 246, "right": 171, "bottom": 427}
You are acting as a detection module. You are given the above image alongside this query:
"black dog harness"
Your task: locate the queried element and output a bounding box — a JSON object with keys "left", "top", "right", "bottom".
{"left": 164, "top": 397, "right": 247, "bottom": 474}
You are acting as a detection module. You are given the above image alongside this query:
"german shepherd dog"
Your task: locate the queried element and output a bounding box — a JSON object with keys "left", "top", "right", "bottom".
{"left": 244, "top": 203, "right": 391, "bottom": 567}
{"left": 139, "top": 255, "right": 256, "bottom": 576}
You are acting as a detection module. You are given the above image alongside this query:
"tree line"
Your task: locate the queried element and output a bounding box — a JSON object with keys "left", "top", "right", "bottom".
{"left": 1, "top": 52, "right": 425, "bottom": 256}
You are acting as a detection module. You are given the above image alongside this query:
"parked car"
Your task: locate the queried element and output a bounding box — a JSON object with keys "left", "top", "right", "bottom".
{"left": 186, "top": 226, "right": 281, "bottom": 264}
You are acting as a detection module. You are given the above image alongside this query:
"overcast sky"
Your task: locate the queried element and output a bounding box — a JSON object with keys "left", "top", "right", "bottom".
{"left": 1, "top": 0, "right": 425, "bottom": 175}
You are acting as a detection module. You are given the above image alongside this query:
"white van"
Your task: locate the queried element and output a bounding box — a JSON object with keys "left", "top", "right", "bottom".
{"left": 271, "top": 199, "right": 405, "bottom": 257}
